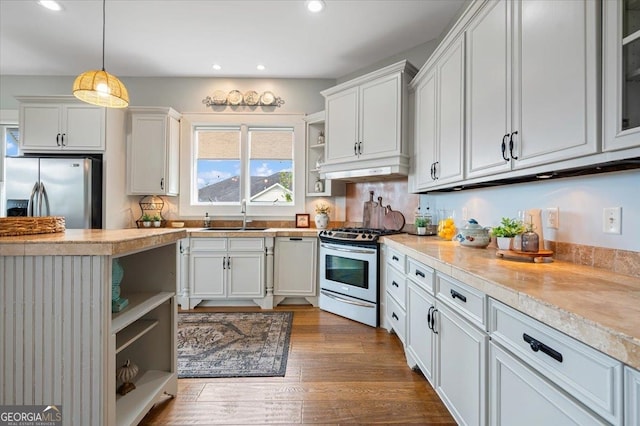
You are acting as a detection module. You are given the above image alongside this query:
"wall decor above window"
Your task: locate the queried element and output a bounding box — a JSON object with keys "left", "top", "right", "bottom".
{"left": 203, "top": 90, "right": 285, "bottom": 108}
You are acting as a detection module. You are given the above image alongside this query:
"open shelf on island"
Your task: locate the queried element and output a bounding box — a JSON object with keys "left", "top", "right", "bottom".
{"left": 116, "top": 319, "right": 159, "bottom": 354}
{"left": 112, "top": 292, "right": 174, "bottom": 334}
{"left": 116, "top": 369, "right": 175, "bottom": 426}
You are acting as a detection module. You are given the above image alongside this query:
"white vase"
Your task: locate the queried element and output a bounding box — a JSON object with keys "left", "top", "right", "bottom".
{"left": 496, "top": 237, "right": 513, "bottom": 250}
{"left": 314, "top": 213, "right": 329, "bottom": 229}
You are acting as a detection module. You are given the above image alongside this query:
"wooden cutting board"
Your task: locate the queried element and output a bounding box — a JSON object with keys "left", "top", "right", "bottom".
{"left": 362, "top": 191, "right": 376, "bottom": 229}
{"left": 383, "top": 206, "right": 405, "bottom": 231}
{"left": 370, "top": 196, "right": 386, "bottom": 229}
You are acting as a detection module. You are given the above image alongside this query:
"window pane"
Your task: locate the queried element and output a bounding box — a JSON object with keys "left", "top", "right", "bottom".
{"left": 249, "top": 128, "right": 293, "bottom": 204}
{"left": 195, "top": 128, "right": 241, "bottom": 203}
{"left": 4, "top": 127, "right": 19, "bottom": 157}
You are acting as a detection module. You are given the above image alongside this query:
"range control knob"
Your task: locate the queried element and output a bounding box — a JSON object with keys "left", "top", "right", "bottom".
{"left": 368, "top": 234, "right": 374, "bottom": 239}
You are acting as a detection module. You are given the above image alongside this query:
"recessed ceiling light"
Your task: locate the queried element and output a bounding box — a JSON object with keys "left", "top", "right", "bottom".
{"left": 306, "top": 0, "right": 325, "bottom": 13}
{"left": 256, "top": 64, "right": 266, "bottom": 71}
{"left": 38, "top": 0, "right": 63, "bottom": 11}
{"left": 212, "top": 64, "right": 222, "bottom": 70}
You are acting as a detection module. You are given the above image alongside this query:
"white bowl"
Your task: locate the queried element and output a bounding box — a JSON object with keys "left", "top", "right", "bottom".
{"left": 171, "top": 222, "right": 185, "bottom": 228}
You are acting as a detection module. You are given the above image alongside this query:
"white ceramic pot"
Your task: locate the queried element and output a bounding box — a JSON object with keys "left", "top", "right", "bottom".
{"left": 143, "top": 221, "right": 151, "bottom": 228}
{"left": 315, "top": 213, "right": 329, "bottom": 229}
{"left": 496, "top": 237, "right": 513, "bottom": 250}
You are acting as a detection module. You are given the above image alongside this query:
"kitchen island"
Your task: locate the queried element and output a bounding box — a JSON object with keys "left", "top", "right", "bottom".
{"left": 0, "top": 228, "right": 187, "bottom": 426}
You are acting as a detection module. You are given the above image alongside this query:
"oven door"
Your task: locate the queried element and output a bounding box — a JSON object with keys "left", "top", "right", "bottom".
{"left": 319, "top": 242, "right": 378, "bottom": 303}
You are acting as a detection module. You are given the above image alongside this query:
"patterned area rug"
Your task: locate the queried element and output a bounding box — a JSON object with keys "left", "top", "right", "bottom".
{"left": 177, "top": 311, "right": 293, "bottom": 378}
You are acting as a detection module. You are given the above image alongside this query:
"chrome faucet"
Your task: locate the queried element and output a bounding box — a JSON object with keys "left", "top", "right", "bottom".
{"left": 241, "top": 199, "right": 247, "bottom": 230}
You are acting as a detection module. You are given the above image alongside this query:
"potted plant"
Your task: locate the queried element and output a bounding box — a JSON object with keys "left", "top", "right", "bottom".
{"left": 491, "top": 217, "right": 525, "bottom": 250}
{"left": 415, "top": 216, "right": 428, "bottom": 235}
{"left": 314, "top": 203, "right": 331, "bottom": 229}
{"left": 152, "top": 214, "right": 162, "bottom": 228}
{"left": 141, "top": 213, "right": 152, "bottom": 228}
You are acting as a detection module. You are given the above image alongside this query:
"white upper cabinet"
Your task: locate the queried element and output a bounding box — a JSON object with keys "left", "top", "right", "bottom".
{"left": 127, "top": 107, "right": 181, "bottom": 196}
{"left": 321, "top": 60, "right": 417, "bottom": 178}
{"left": 18, "top": 97, "right": 105, "bottom": 152}
{"left": 410, "top": 35, "right": 465, "bottom": 192}
{"left": 603, "top": 0, "right": 640, "bottom": 152}
{"left": 466, "top": 0, "right": 599, "bottom": 179}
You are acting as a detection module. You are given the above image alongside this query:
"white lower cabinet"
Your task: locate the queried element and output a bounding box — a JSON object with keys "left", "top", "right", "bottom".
{"left": 406, "top": 281, "right": 436, "bottom": 384}
{"left": 188, "top": 237, "right": 265, "bottom": 308}
{"left": 626, "top": 366, "right": 640, "bottom": 426}
{"left": 489, "top": 342, "right": 607, "bottom": 425}
{"left": 274, "top": 236, "right": 318, "bottom": 306}
{"left": 384, "top": 247, "right": 407, "bottom": 344}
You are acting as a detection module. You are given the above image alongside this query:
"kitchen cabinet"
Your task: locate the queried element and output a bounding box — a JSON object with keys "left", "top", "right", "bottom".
{"left": 465, "top": 0, "right": 598, "bottom": 179}
{"left": 626, "top": 366, "right": 640, "bottom": 426}
{"left": 488, "top": 298, "right": 623, "bottom": 425}
{"left": 274, "top": 236, "right": 318, "bottom": 306}
{"left": 127, "top": 107, "right": 181, "bottom": 196}
{"left": 409, "top": 34, "right": 465, "bottom": 192}
{"left": 304, "top": 111, "right": 344, "bottom": 197}
{"left": 188, "top": 237, "right": 265, "bottom": 309}
{"left": 384, "top": 246, "right": 407, "bottom": 345}
{"left": 603, "top": 0, "right": 640, "bottom": 151}
{"left": 17, "top": 96, "right": 105, "bottom": 152}
{"left": 320, "top": 60, "right": 417, "bottom": 178}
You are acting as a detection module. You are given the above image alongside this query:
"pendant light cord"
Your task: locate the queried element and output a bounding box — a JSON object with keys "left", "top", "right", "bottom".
{"left": 101, "top": 0, "right": 106, "bottom": 71}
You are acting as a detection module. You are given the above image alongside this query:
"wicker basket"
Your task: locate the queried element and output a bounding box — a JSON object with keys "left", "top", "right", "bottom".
{"left": 0, "top": 216, "right": 66, "bottom": 237}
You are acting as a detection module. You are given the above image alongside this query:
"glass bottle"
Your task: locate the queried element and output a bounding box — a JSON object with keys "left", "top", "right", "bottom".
{"left": 521, "top": 222, "right": 539, "bottom": 253}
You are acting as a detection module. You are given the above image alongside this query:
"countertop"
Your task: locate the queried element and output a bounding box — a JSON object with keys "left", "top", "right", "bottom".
{"left": 382, "top": 234, "right": 640, "bottom": 370}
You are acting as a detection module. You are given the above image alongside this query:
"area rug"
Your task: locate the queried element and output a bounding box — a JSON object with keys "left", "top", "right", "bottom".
{"left": 177, "top": 311, "right": 293, "bottom": 378}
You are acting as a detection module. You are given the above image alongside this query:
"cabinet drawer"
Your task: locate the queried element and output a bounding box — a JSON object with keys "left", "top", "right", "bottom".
{"left": 190, "top": 238, "right": 227, "bottom": 251}
{"left": 386, "top": 265, "right": 406, "bottom": 308}
{"left": 489, "top": 298, "right": 623, "bottom": 425}
{"left": 228, "top": 238, "right": 265, "bottom": 251}
{"left": 386, "top": 294, "right": 406, "bottom": 344}
{"left": 386, "top": 246, "right": 406, "bottom": 273}
{"left": 407, "top": 257, "right": 434, "bottom": 294}
{"left": 436, "top": 273, "right": 486, "bottom": 328}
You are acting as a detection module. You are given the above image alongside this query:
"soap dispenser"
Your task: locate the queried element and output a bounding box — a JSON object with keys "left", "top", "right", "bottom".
{"left": 204, "top": 212, "right": 211, "bottom": 228}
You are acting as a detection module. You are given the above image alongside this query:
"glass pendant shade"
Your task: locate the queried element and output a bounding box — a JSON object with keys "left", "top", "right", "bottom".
{"left": 73, "top": 69, "right": 129, "bottom": 108}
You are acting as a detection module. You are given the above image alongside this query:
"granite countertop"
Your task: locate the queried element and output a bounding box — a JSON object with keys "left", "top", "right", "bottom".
{"left": 382, "top": 234, "right": 640, "bottom": 370}
{"left": 0, "top": 228, "right": 188, "bottom": 256}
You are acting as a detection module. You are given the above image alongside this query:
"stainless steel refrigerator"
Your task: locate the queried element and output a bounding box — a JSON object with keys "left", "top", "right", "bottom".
{"left": 5, "top": 156, "right": 102, "bottom": 229}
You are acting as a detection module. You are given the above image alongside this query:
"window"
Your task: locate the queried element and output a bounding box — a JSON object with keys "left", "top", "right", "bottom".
{"left": 3, "top": 126, "right": 19, "bottom": 157}
{"left": 180, "top": 113, "right": 305, "bottom": 219}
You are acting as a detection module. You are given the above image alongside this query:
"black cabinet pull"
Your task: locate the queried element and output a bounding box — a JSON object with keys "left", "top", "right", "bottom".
{"left": 392, "top": 281, "right": 399, "bottom": 288}
{"left": 392, "top": 255, "right": 399, "bottom": 261}
{"left": 227, "top": 257, "right": 231, "bottom": 269}
{"left": 392, "top": 312, "right": 399, "bottom": 321}
{"left": 160, "top": 178, "right": 164, "bottom": 190}
{"left": 61, "top": 133, "right": 66, "bottom": 146}
{"left": 427, "top": 306, "right": 434, "bottom": 331}
{"left": 501, "top": 134, "right": 509, "bottom": 161}
{"left": 523, "top": 333, "right": 563, "bottom": 363}
{"left": 56, "top": 133, "right": 61, "bottom": 146}
{"left": 289, "top": 237, "right": 302, "bottom": 241}
{"left": 358, "top": 141, "right": 362, "bottom": 155}
{"left": 415, "top": 270, "right": 425, "bottom": 278}
{"left": 431, "top": 308, "right": 438, "bottom": 334}
{"left": 222, "top": 257, "right": 226, "bottom": 270}
{"left": 433, "top": 161, "right": 439, "bottom": 180}
{"left": 509, "top": 131, "right": 519, "bottom": 160}
{"left": 450, "top": 289, "right": 467, "bottom": 303}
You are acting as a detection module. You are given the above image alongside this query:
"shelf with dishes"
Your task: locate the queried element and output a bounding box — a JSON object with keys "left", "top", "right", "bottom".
{"left": 202, "top": 90, "right": 284, "bottom": 107}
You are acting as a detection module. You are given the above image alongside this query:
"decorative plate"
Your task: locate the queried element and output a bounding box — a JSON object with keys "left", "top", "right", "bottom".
{"left": 212, "top": 90, "right": 227, "bottom": 105}
{"left": 228, "top": 90, "right": 243, "bottom": 105}
{"left": 260, "top": 91, "right": 276, "bottom": 106}
{"left": 244, "top": 90, "right": 259, "bottom": 106}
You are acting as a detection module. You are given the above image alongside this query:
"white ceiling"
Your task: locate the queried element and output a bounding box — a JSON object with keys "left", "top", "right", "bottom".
{"left": 0, "top": 0, "right": 465, "bottom": 79}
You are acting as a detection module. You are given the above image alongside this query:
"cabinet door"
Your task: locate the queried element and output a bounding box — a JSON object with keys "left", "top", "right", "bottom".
{"left": 190, "top": 252, "right": 226, "bottom": 298}
{"left": 489, "top": 342, "right": 607, "bottom": 426}
{"left": 359, "top": 73, "right": 401, "bottom": 159}
{"left": 436, "top": 301, "right": 487, "bottom": 426}
{"left": 20, "top": 104, "right": 61, "bottom": 150}
{"left": 325, "top": 87, "right": 359, "bottom": 163}
{"left": 406, "top": 282, "right": 435, "bottom": 384}
{"left": 165, "top": 115, "right": 180, "bottom": 195}
{"left": 466, "top": 0, "right": 512, "bottom": 179}
{"left": 436, "top": 35, "right": 465, "bottom": 185}
{"left": 274, "top": 237, "right": 317, "bottom": 296}
{"left": 512, "top": 0, "right": 598, "bottom": 169}
{"left": 128, "top": 114, "right": 167, "bottom": 195}
{"left": 228, "top": 252, "right": 264, "bottom": 298}
{"left": 411, "top": 67, "right": 438, "bottom": 191}
{"left": 626, "top": 366, "right": 640, "bottom": 426}
{"left": 62, "top": 104, "right": 105, "bottom": 151}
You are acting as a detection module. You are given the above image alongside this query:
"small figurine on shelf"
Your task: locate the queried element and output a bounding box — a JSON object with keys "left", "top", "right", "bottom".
{"left": 116, "top": 359, "right": 139, "bottom": 395}
{"left": 152, "top": 214, "right": 162, "bottom": 228}
{"left": 314, "top": 178, "right": 324, "bottom": 193}
{"left": 317, "top": 131, "right": 324, "bottom": 144}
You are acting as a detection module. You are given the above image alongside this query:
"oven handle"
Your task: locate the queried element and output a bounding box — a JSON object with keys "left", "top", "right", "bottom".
{"left": 320, "top": 290, "right": 376, "bottom": 308}
{"left": 320, "top": 243, "right": 377, "bottom": 255}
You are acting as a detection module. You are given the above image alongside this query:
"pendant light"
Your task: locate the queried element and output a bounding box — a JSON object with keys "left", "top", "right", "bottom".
{"left": 72, "top": 0, "right": 129, "bottom": 108}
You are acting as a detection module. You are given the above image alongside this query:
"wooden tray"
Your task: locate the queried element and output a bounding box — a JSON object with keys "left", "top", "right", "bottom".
{"left": 0, "top": 216, "right": 65, "bottom": 237}
{"left": 496, "top": 249, "right": 553, "bottom": 263}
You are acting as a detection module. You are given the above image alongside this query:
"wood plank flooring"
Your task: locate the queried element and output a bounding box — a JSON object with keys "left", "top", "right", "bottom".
{"left": 140, "top": 305, "right": 455, "bottom": 425}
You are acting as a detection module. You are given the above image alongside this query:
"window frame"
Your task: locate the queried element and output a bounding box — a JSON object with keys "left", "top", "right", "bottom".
{"left": 179, "top": 112, "right": 306, "bottom": 219}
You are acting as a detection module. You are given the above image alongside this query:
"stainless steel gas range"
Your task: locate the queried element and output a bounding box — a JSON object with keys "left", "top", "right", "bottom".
{"left": 318, "top": 227, "right": 403, "bottom": 327}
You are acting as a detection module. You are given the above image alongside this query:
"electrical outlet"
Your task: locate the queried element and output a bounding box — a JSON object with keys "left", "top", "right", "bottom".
{"left": 546, "top": 207, "right": 559, "bottom": 229}
{"left": 603, "top": 207, "right": 622, "bottom": 234}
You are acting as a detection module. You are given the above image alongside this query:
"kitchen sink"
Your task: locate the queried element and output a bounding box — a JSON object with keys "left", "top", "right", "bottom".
{"left": 201, "top": 227, "right": 268, "bottom": 231}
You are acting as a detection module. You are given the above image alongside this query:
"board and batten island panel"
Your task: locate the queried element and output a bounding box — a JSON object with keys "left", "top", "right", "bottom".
{"left": 0, "top": 228, "right": 186, "bottom": 425}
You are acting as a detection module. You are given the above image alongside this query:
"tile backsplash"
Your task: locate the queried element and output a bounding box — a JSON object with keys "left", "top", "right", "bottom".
{"left": 549, "top": 241, "right": 640, "bottom": 278}
{"left": 345, "top": 179, "right": 419, "bottom": 227}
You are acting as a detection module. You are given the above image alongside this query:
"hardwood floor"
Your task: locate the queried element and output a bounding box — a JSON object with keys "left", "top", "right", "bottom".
{"left": 140, "top": 305, "right": 455, "bottom": 425}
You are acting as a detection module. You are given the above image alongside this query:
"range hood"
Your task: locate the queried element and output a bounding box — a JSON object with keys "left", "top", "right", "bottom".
{"left": 320, "top": 157, "right": 410, "bottom": 182}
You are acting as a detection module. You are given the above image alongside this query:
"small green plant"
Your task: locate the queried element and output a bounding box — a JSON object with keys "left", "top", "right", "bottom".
{"left": 415, "top": 217, "right": 428, "bottom": 227}
{"left": 152, "top": 214, "right": 161, "bottom": 222}
{"left": 141, "top": 213, "right": 152, "bottom": 222}
{"left": 491, "top": 217, "right": 525, "bottom": 238}
{"left": 315, "top": 203, "right": 331, "bottom": 215}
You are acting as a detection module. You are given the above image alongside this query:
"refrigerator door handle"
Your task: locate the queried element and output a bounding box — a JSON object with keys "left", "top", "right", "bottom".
{"left": 40, "top": 183, "right": 51, "bottom": 216}
{"left": 27, "top": 182, "right": 39, "bottom": 216}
